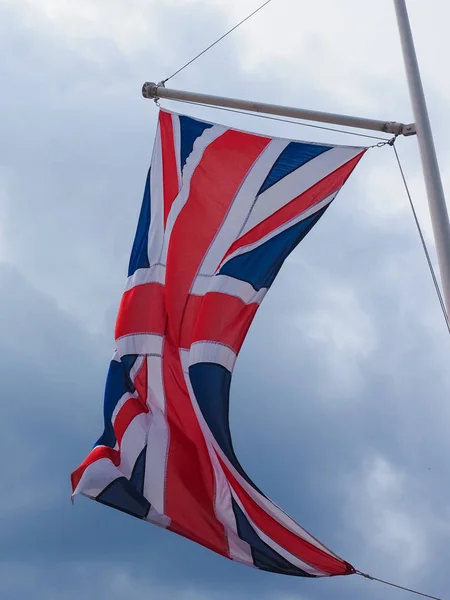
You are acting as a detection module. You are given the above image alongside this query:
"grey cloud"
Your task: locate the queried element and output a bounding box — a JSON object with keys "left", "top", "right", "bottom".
{"left": 1, "top": 2, "right": 449, "bottom": 600}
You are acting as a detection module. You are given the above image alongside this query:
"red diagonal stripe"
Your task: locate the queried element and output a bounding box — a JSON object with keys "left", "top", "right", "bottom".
{"left": 223, "top": 152, "right": 365, "bottom": 263}
{"left": 216, "top": 452, "right": 354, "bottom": 576}
{"left": 160, "top": 111, "right": 179, "bottom": 227}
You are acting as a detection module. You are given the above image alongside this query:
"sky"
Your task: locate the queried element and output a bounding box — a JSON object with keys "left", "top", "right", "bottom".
{"left": 1, "top": 0, "right": 450, "bottom": 599}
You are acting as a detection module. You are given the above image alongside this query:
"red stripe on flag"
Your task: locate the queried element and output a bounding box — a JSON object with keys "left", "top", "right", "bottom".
{"left": 165, "top": 129, "right": 270, "bottom": 343}
{"left": 224, "top": 152, "right": 366, "bottom": 263}
{"left": 188, "top": 292, "right": 258, "bottom": 353}
{"left": 178, "top": 294, "right": 202, "bottom": 349}
{"left": 216, "top": 452, "right": 354, "bottom": 576}
{"left": 134, "top": 356, "right": 148, "bottom": 409}
{"left": 163, "top": 331, "right": 229, "bottom": 557}
{"left": 159, "top": 111, "right": 179, "bottom": 227}
{"left": 115, "top": 283, "right": 166, "bottom": 339}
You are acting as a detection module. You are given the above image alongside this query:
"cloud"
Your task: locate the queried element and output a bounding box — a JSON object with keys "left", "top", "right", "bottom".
{"left": 0, "top": 561, "right": 315, "bottom": 600}
{"left": 294, "top": 276, "right": 378, "bottom": 398}
{"left": 0, "top": 562, "right": 214, "bottom": 600}
{"left": 346, "top": 455, "right": 428, "bottom": 575}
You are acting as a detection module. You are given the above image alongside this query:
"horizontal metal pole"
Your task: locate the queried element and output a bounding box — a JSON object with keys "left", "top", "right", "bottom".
{"left": 142, "top": 82, "right": 416, "bottom": 137}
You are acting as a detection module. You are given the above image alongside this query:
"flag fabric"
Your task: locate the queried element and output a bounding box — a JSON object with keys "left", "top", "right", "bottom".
{"left": 71, "top": 109, "right": 366, "bottom": 577}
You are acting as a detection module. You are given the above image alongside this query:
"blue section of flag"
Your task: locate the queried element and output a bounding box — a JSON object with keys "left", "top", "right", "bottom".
{"left": 96, "top": 477, "right": 150, "bottom": 519}
{"left": 179, "top": 115, "right": 213, "bottom": 172}
{"left": 130, "top": 446, "right": 147, "bottom": 495}
{"left": 189, "top": 362, "right": 266, "bottom": 497}
{"left": 95, "top": 356, "right": 138, "bottom": 449}
{"left": 258, "top": 142, "right": 331, "bottom": 195}
{"left": 128, "top": 168, "right": 151, "bottom": 277}
{"left": 219, "top": 206, "right": 328, "bottom": 291}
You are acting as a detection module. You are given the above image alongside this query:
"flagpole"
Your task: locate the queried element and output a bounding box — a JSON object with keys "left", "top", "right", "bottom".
{"left": 394, "top": 0, "right": 450, "bottom": 315}
{"left": 142, "top": 82, "right": 415, "bottom": 136}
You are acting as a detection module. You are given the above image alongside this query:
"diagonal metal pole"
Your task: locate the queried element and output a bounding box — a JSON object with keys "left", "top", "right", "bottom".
{"left": 394, "top": 0, "right": 450, "bottom": 315}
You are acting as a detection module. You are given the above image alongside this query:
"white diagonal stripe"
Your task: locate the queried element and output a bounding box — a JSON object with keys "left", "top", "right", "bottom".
{"left": 143, "top": 353, "right": 169, "bottom": 515}
{"left": 241, "top": 146, "right": 362, "bottom": 236}
{"left": 148, "top": 124, "right": 165, "bottom": 265}
{"left": 220, "top": 192, "right": 337, "bottom": 268}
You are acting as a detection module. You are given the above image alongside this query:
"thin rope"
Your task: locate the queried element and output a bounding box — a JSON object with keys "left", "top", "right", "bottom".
{"left": 392, "top": 143, "right": 450, "bottom": 333}
{"left": 356, "top": 571, "right": 441, "bottom": 600}
{"left": 162, "top": 0, "right": 274, "bottom": 84}
{"left": 159, "top": 97, "right": 390, "bottom": 142}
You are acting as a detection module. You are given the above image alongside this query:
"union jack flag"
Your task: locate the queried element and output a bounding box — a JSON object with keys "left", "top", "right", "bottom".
{"left": 71, "top": 109, "right": 365, "bottom": 577}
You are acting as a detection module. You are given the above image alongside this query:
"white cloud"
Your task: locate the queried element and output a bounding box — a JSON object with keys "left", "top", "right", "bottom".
{"left": 293, "top": 272, "right": 377, "bottom": 398}
{"left": 345, "top": 455, "right": 428, "bottom": 577}
{"left": 0, "top": 561, "right": 311, "bottom": 600}
{"left": 0, "top": 563, "right": 200, "bottom": 600}
{"left": 3, "top": 0, "right": 159, "bottom": 52}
